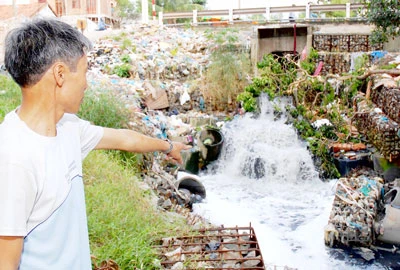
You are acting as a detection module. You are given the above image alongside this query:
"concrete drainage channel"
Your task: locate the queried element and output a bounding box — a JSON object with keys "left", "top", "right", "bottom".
{"left": 155, "top": 226, "right": 265, "bottom": 269}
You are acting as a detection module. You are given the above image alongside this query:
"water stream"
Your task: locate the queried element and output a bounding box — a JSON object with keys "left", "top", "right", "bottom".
{"left": 192, "top": 95, "right": 389, "bottom": 269}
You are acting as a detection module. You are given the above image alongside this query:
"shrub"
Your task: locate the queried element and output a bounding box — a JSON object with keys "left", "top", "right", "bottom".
{"left": 201, "top": 28, "right": 251, "bottom": 111}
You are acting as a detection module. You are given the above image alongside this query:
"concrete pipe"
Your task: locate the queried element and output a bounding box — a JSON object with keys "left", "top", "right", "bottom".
{"left": 175, "top": 171, "right": 206, "bottom": 203}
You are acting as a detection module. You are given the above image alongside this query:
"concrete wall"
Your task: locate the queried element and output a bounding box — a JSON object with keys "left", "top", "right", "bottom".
{"left": 384, "top": 37, "right": 400, "bottom": 52}
{"left": 256, "top": 25, "right": 309, "bottom": 62}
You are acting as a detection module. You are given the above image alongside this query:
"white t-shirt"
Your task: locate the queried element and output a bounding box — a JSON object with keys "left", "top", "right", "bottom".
{"left": 0, "top": 110, "right": 103, "bottom": 269}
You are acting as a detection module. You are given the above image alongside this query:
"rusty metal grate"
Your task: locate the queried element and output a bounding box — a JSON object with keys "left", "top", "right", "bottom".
{"left": 155, "top": 225, "right": 265, "bottom": 269}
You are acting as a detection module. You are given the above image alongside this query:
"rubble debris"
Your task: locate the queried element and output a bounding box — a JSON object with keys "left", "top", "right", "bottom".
{"left": 330, "top": 142, "right": 371, "bottom": 176}
{"left": 85, "top": 24, "right": 214, "bottom": 114}
{"left": 353, "top": 94, "right": 400, "bottom": 161}
{"left": 325, "top": 169, "right": 384, "bottom": 248}
{"left": 354, "top": 247, "right": 375, "bottom": 261}
{"left": 325, "top": 167, "right": 400, "bottom": 258}
{"left": 371, "top": 85, "right": 400, "bottom": 124}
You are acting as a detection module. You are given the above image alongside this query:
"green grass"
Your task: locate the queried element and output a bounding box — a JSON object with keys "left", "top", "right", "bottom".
{"left": 84, "top": 151, "right": 189, "bottom": 269}
{"left": 0, "top": 75, "right": 191, "bottom": 269}
{"left": 0, "top": 74, "right": 21, "bottom": 121}
{"left": 78, "top": 88, "right": 130, "bottom": 129}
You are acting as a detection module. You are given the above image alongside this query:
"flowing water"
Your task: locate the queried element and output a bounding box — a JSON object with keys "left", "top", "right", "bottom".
{"left": 192, "top": 95, "right": 391, "bottom": 270}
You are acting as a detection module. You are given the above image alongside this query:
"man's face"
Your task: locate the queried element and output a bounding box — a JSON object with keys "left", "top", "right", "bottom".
{"left": 60, "top": 55, "right": 88, "bottom": 114}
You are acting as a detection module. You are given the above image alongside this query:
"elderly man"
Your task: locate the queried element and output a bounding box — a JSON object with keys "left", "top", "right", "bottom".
{"left": 0, "top": 18, "right": 190, "bottom": 269}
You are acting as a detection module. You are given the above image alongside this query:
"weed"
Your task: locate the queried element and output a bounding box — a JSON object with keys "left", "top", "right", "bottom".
{"left": 112, "top": 64, "right": 132, "bottom": 78}
{"left": 120, "top": 54, "right": 131, "bottom": 64}
{"left": 120, "top": 38, "right": 133, "bottom": 51}
{"left": 201, "top": 28, "right": 251, "bottom": 111}
{"left": 78, "top": 88, "right": 130, "bottom": 129}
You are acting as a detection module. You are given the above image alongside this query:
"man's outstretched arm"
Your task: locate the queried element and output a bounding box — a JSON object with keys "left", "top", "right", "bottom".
{"left": 0, "top": 236, "right": 23, "bottom": 270}
{"left": 95, "top": 128, "right": 191, "bottom": 164}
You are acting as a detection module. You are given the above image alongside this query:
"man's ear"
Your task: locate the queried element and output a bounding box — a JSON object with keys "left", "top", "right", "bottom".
{"left": 52, "top": 62, "right": 66, "bottom": 87}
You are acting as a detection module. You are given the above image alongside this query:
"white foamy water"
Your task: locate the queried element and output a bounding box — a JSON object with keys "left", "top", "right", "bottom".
{"left": 193, "top": 95, "right": 386, "bottom": 269}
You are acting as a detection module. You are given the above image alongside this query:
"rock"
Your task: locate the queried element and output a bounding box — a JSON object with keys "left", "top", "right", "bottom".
{"left": 161, "top": 198, "right": 173, "bottom": 210}
{"left": 354, "top": 247, "right": 375, "bottom": 261}
{"left": 171, "top": 262, "right": 184, "bottom": 270}
{"left": 383, "top": 167, "right": 400, "bottom": 182}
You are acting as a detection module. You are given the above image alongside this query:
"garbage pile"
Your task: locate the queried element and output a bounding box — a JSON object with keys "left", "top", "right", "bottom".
{"left": 330, "top": 142, "right": 371, "bottom": 176}
{"left": 86, "top": 23, "right": 210, "bottom": 114}
{"left": 122, "top": 109, "right": 214, "bottom": 207}
{"left": 324, "top": 169, "right": 383, "bottom": 248}
{"left": 325, "top": 167, "right": 400, "bottom": 260}
{"left": 88, "top": 25, "right": 209, "bottom": 80}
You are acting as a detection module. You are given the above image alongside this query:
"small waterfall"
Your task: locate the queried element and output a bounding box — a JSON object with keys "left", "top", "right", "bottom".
{"left": 193, "top": 94, "right": 385, "bottom": 269}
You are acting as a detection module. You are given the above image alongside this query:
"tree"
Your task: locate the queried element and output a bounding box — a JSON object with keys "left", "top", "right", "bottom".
{"left": 154, "top": 0, "right": 204, "bottom": 12}
{"left": 136, "top": 0, "right": 200, "bottom": 13}
{"left": 115, "top": 0, "right": 136, "bottom": 19}
{"left": 192, "top": 0, "right": 207, "bottom": 6}
{"left": 365, "top": 0, "right": 400, "bottom": 44}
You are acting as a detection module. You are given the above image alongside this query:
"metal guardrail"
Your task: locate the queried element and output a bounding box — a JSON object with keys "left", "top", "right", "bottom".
{"left": 159, "top": 3, "right": 366, "bottom": 24}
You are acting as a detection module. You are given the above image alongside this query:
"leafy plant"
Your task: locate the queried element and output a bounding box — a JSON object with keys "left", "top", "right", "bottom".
{"left": 120, "top": 54, "right": 131, "bottom": 64}
{"left": 307, "top": 137, "right": 340, "bottom": 179}
{"left": 300, "top": 47, "right": 319, "bottom": 75}
{"left": 293, "top": 119, "right": 316, "bottom": 138}
{"left": 112, "top": 64, "right": 132, "bottom": 78}
{"left": 237, "top": 92, "right": 257, "bottom": 112}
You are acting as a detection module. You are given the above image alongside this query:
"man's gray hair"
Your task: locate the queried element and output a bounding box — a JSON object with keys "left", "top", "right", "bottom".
{"left": 4, "top": 18, "right": 93, "bottom": 87}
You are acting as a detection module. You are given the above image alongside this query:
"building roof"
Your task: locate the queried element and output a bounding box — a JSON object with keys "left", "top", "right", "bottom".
{"left": 0, "top": 2, "right": 55, "bottom": 20}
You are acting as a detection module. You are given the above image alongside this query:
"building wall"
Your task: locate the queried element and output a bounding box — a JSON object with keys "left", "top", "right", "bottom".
{"left": 40, "top": 0, "right": 113, "bottom": 18}
{"left": 1, "top": 0, "right": 30, "bottom": 4}
{"left": 64, "top": 0, "right": 88, "bottom": 16}
{"left": 62, "top": 0, "right": 112, "bottom": 17}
